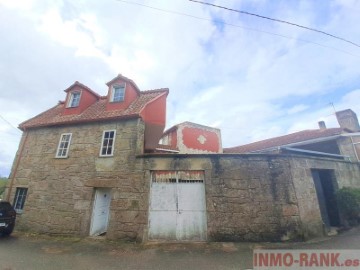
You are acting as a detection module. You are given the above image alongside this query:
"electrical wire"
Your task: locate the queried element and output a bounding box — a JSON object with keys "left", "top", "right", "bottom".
{"left": 0, "top": 114, "right": 20, "bottom": 132}
{"left": 189, "top": 0, "right": 360, "bottom": 49}
{"left": 116, "top": 0, "right": 360, "bottom": 57}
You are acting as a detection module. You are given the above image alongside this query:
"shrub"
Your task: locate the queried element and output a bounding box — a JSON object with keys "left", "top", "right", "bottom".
{"left": 336, "top": 187, "right": 360, "bottom": 226}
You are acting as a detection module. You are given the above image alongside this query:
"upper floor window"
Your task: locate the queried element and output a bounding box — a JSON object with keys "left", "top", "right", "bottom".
{"left": 68, "top": 91, "right": 81, "bottom": 107}
{"left": 100, "top": 130, "right": 116, "bottom": 156}
{"left": 111, "top": 84, "right": 125, "bottom": 102}
{"left": 56, "top": 133, "right": 72, "bottom": 158}
{"left": 13, "top": 187, "right": 28, "bottom": 214}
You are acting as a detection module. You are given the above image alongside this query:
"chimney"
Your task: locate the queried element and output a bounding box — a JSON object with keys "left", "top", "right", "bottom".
{"left": 318, "top": 121, "right": 326, "bottom": 130}
{"left": 336, "top": 109, "right": 360, "bottom": 132}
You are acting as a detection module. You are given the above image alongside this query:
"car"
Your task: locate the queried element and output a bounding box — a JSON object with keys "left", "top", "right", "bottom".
{"left": 0, "top": 201, "right": 16, "bottom": 236}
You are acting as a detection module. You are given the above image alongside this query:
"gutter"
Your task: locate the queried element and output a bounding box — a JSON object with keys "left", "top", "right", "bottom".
{"left": 280, "top": 147, "right": 350, "bottom": 160}
{"left": 249, "top": 135, "right": 342, "bottom": 154}
{"left": 340, "top": 132, "right": 360, "bottom": 137}
{"left": 154, "top": 148, "right": 180, "bottom": 153}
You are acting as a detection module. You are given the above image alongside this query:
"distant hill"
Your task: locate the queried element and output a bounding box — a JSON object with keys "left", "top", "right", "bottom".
{"left": 0, "top": 177, "right": 8, "bottom": 199}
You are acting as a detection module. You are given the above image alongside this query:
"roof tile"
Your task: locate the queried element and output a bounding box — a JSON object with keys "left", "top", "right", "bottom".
{"left": 224, "top": 128, "right": 345, "bottom": 153}
{"left": 19, "top": 89, "right": 168, "bottom": 130}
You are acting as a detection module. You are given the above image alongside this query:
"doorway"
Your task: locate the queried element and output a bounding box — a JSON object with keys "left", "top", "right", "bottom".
{"left": 90, "top": 188, "right": 111, "bottom": 236}
{"left": 148, "top": 171, "right": 207, "bottom": 241}
{"left": 311, "top": 169, "right": 340, "bottom": 228}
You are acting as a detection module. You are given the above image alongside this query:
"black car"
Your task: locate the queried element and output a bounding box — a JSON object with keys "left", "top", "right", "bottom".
{"left": 0, "top": 201, "right": 16, "bottom": 236}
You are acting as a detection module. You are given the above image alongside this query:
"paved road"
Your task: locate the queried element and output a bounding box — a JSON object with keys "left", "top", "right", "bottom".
{"left": 1, "top": 227, "right": 360, "bottom": 270}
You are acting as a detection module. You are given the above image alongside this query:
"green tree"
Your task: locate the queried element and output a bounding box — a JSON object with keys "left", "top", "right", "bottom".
{"left": 336, "top": 187, "right": 360, "bottom": 226}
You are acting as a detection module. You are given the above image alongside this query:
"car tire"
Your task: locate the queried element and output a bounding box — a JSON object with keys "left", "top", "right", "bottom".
{"left": 2, "top": 224, "right": 14, "bottom": 236}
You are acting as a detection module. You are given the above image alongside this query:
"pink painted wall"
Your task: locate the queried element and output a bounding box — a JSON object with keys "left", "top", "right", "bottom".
{"left": 182, "top": 126, "right": 220, "bottom": 153}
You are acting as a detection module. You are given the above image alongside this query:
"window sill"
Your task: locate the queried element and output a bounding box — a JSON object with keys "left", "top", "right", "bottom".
{"left": 99, "top": 155, "right": 114, "bottom": 158}
{"left": 109, "top": 100, "right": 124, "bottom": 103}
{"left": 55, "top": 156, "right": 69, "bottom": 159}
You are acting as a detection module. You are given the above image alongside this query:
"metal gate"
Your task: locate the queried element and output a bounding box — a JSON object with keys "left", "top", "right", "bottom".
{"left": 148, "top": 171, "right": 207, "bottom": 241}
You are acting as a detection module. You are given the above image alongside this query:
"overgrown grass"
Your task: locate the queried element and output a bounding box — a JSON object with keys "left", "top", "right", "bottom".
{"left": 336, "top": 187, "right": 360, "bottom": 226}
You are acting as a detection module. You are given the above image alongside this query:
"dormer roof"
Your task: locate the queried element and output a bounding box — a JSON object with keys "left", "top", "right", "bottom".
{"left": 64, "top": 81, "right": 101, "bottom": 99}
{"left": 106, "top": 74, "right": 141, "bottom": 94}
{"left": 19, "top": 87, "right": 168, "bottom": 130}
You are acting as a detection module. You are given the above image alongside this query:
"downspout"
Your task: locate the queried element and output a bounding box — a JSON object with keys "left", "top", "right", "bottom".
{"left": 6, "top": 129, "right": 29, "bottom": 201}
{"left": 350, "top": 136, "right": 360, "bottom": 162}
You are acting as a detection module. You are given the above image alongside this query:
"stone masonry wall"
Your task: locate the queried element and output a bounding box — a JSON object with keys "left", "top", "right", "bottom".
{"left": 338, "top": 136, "right": 360, "bottom": 162}
{"left": 7, "top": 123, "right": 360, "bottom": 242}
{"left": 142, "top": 154, "right": 360, "bottom": 242}
{"left": 289, "top": 156, "right": 360, "bottom": 238}
{"left": 7, "top": 118, "right": 147, "bottom": 240}
{"left": 142, "top": 154, "right": 303, "bottom": 242}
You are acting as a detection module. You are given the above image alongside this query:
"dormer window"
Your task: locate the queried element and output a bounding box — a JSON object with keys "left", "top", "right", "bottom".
{"left": 68, "top": 91, "right": 81, "bottom": 108}
{"left": 111, "top": 84, "right": 125, "bottom": 102}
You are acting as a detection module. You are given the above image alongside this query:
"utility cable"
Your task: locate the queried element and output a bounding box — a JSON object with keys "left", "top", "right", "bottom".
{"left": 189, "top": 0, "right": 360, "bottom": 49}
{"left": 0, "top": 114, "right": 20, "bottom": 132}
{"left": 116, "top": 0, "right": 360, "bottom": 57}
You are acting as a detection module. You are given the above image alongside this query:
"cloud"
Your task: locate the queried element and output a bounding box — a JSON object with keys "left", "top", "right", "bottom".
{"left": 1, "top": 0, "right": 360, "bottom": 175}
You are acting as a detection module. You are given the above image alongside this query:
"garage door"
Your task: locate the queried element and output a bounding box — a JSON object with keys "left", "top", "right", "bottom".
{"left": 148, "top": 171, "right": 207, "bottom": 241}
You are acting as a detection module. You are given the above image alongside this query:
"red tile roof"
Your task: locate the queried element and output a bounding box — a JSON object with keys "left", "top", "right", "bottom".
{"left": 19, "top": 88, "right": 168, "bottom": 130}
{"left": 224, "top": 128, "right": 347, "bottom": 153}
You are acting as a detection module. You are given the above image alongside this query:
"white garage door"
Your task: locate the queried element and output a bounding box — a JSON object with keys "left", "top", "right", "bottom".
{"left": 148, "top": 171, "right": 207, "bottom": 241}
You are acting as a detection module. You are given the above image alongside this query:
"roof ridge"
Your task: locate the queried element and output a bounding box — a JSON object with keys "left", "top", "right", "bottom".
{"left": 225, "top": 127, "right": 345, "bottom": 152}
{"left": 141, "top": 88, "right": 169, "bottom": 94}
{"left": 64, "top": 81, "right": 101, "bottom": 99}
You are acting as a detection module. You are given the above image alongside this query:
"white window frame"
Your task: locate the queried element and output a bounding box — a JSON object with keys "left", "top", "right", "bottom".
{"left": 67, "top": 91, "right": 82, "bottom": 108}
{"left": 56, "top": 133, "right": 72, "bottom": 158}
{"left": 13, "top": 187, "right": 28, "bottom": 214}
{"left": 100, "top": 130, "right": 116, "bottom": 157}
{"left": 111, "top": 84, "right": 126, "bottom": 102}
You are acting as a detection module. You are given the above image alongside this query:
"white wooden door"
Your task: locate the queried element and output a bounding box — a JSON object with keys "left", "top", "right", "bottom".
{"left": 90, "top": 188, "right": 111, "bottom": 236}
{"left": 148, "top": 171, "right": 207, "bottom": 241}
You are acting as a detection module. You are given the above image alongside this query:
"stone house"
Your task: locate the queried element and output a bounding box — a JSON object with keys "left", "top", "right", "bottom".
{"left": 6, "top": 75, "right": 360, "bottom": 242}
{"left": 225, "top": 109, "right": 360, "bottom": 162}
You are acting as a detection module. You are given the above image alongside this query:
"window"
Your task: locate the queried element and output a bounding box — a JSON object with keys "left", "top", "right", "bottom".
{"left": 68, "top": 91, "right": 81, "bottom": 107}
{"left": 56, "top": 133, "right": 72, "bottom": 158}
{"left": 13, "top": 188, "right": 28, "bottom": 213}
{"left": 111, "top": 84, "right": 125, "bottom": 102}
{"left": 100, "top": 130, "right": 116, "bottom": 156}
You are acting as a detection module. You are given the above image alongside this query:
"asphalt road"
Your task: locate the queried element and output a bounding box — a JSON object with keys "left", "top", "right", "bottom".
{"left": 1, "top": 227, "right": 360, "bottom": 270}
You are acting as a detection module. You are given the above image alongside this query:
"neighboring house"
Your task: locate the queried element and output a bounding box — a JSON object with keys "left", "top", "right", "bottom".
{"left": 157, "top": 122, "right": 222, "bottom": 154}
{"left": 224, "top": 109, "right": 360, "bottom": 162}
{"left": 5, "top": 75, "right": 360, "bottom": 242}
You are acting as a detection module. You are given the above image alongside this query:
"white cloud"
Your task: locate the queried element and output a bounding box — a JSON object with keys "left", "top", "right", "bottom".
{"left": 287, "top": 105, "right": 309, "bottom": 115}
{"left": 1, "top": 0, "right": 360, "bottom": 175}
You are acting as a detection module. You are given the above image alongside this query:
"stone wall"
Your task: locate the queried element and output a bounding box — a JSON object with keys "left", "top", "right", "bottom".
{"left": 338, "top": 136, "right": 360, "bottom": 162}
{"left": 6, "top": 118, "right": 148, "bottom": 240}
{"left": 7, "top": 122, "right": 360, "bottom": 242}
{"left": 142, "top": 154, "right": 302, "bottom": 241}
{"left": 289, "top": 156, "right": 360, "bottom": 238}
{"left": 142, "top": 154, "right": 360, "bottom": 241}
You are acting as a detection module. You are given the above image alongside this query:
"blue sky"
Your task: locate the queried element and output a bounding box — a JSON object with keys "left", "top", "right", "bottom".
{"left": 1, "top": 0, "right": 360, "bottom": 177}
